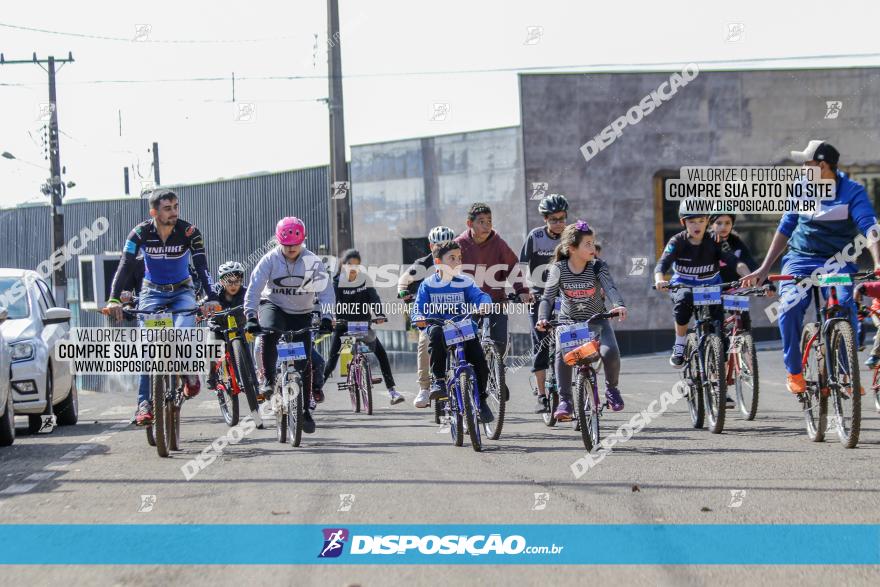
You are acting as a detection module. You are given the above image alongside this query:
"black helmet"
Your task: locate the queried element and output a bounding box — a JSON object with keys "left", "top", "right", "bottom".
{"left": 710, "top": 213, "right": 737, "bottom": 225}
{"left": 538, "top": 194, "right": 569, "bottom": 215}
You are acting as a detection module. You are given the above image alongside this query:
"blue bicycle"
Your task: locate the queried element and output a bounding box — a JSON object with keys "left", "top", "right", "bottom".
{"left": 423, "top": 314, "right": 486, "bottom": 452}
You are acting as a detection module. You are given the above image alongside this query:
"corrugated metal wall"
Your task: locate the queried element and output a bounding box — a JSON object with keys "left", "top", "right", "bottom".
{"left": 0, "top": 165, "right": 331, "bottom": 391}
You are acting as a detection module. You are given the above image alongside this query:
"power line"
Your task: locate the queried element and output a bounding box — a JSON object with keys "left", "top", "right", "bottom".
{"left": 2, "top": 50, "right": 879, "bottom": 88}
{"left": 0, "top": 22, "right": 301, "bottom": 44}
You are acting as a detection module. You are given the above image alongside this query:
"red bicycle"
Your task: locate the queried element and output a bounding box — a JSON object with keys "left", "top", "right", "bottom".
{"left": 720, "top": 284, "right": 771, "bottom": 421}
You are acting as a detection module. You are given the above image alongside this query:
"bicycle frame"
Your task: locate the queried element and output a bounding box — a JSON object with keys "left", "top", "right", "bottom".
{"left": 799, "top": 284, "right": 851, "bottom": 395}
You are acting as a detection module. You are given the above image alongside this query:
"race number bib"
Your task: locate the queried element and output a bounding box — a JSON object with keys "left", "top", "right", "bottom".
{"left": 817, "top": 274, "right": 852, "bottom": 286}
{"left": 443, "top": 319, "right": 476, "bottom": 345}
{"left": 144, "top": 313, "right": 173, "bottom": 329}
{"left": 557, "top": 322, "right": 591, "bottom": 351}
{"left": 693, "top": 286, "right": 722, "bottom": 306}
{"left": 277, "top": 341, "right": 307, "bottom": 362}
{"left": 722, "top": 295, "right": 749, "bottom": 312}
{"left": 346, "top": 321, "right": 369, "bottom": 336}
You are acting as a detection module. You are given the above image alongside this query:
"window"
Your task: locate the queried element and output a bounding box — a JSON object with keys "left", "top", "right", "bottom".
{"left": 34, "top": 279, "right": 52, "bottom": 315}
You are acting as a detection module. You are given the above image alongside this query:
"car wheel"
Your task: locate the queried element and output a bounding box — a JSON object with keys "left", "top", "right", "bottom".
{"left": 0, "top": 391, "right": 14, "bottom": 446}
{"left": 56, "top": 379, "right": 78, "bottom": 426}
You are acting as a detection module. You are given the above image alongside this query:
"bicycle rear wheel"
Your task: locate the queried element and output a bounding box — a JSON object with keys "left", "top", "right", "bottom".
{"left": 482, "top": 341, "right": 505, "bottom": 439}
{"left": 447, "top": 389, "right": 463, "bottom": 447}
{"left": 217, "top": 381, "right": 239, "bottom": 427}
{"left": 167, "top": 376, "right": 181, "bottom": 452}
{"left": 358, "top": 355, "right": 373, "bottom": 416}
{"left": 703, "top": 334, "right": 726, "bottom": 434}
{"left": 460, "top": 372, "right": 482, "bottom": 452}
{"left": 347, "top": 361, "right": 360, "bottom": 413}
{"left": 433, "top": 397, "right": 442, "bottom": 424}
{"left": 683, "top": 333, "right": 704, "bottom": 429}
{"left": 800, "top": 323, "right": 827, "bottom": 442}
{"left": 289, "top": 375, "right": 304, "bottom": 447}
{"left": 275, "top": 381, "right": 287, "bottom": 443}
{"left": 151, "top": 375, "right": 169, "bottom": 458}
{"left": 231, "top": 338, "right": 259, "bottom": 414}
{"left": 828, "top": 321, "right": 861, "bottom": 448}
{"left": 735, "top": 333, "right": 760, "bottom": 420}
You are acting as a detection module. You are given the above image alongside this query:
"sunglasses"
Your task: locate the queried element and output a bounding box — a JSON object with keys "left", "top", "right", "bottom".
{"left": 546, "top": 215, "right": 567, "bottom": 225}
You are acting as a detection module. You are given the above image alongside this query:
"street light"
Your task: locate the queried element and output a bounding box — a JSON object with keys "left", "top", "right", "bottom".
{"left": 0, "top": 150, "right": 46, "bottom": 169}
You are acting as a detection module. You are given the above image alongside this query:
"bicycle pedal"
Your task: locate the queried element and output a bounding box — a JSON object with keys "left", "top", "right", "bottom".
{"left": 371, "top": 377, "right": 383, "bottom": 384}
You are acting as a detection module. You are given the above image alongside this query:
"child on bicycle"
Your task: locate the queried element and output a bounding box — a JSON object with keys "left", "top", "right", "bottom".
{"left": 535, "top": 221, "right": 627, "bottom": 421}
{"left": 412, "top": 240, "right": 495, "bottom": 423}
{"left": 244, "top": 217, "right": 335, "bottom": 434}
{"left": 710, "top": 213, "right": 762, "bottom": 330}
{"left": 206, "top": 261, "right": 248, "bottom": 392}
{"left": 855, "top": 281, "right": 880, "bottom": 368}
{"left": 324, "top": 249, "right": 404, "bottom": 406}
{"left": 655, "top": 202, "right": 749, "bottom": 370}
{"left": 398, "top": 226, "right": 456, "bottom": 408}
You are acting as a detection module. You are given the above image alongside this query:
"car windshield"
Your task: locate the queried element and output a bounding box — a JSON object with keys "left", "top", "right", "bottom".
{"left": 0, "top": 277, "right": 30, "bottom": 320}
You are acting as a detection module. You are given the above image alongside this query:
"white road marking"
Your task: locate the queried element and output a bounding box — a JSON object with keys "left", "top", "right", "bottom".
{"left": 0, "top": 483, "right": 37, "bottom": 495}
{"left": 25, "top": 471, "right": 56, "bottom": 482}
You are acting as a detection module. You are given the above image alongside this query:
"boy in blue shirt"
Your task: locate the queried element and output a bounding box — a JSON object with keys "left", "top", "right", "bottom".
{"left": 412, "top": 241, "right": 495, "bottom": 422}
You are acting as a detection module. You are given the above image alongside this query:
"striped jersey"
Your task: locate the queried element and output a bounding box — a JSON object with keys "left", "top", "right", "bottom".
{"left": 539, "top": 258, "right": 624, "bottom": 322}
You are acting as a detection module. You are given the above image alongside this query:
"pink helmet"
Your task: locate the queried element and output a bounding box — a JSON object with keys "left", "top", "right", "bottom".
{"left": 276, "top": 216, "right": 306, "bottom": 246}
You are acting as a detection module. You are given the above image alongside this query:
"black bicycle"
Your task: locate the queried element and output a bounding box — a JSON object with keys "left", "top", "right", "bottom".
{"left": 654, "top": 281, "right": 740, "bottom": 434}
{"left": 475, "top": 292, "right": 521, "bottom": 440}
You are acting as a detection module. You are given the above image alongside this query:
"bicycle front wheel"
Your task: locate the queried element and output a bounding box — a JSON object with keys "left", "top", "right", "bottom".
{"left": 829, "top": 321, "right": 861, "bottom": 448}
{"left": 276, "top": 382, "right": 288, "bottom": 443}
{"left": 289, "top": 375, "right": 305, "bottom": 447}
{"left": 574, "top": 370, "right": 598, "bottom": 451}
{"left": 703, "top": 334, "right": 727, "bottom": 434}
{"left": 347, "top": 361, "right": 360, "bottom": 413}
{"left": 800, "top": 323, "right": 827, "bottom": 442}
{"left": 683, "top": 333, "right": 704, "bottom": 429}
{"left": 358, "top": 355, "right": 373, "bottom": 416}
{"left": 482, "top": 341, "right": 505, "bottom": 439}
{"left": 873, "top": 368, "right": 880, "bottom": 412}
{"left": 217, "top": 381, "right": 239, "bottom": 427}
{"left": 167, "top": 376, "right": 181, "bottom": 452}
{"left": 460, "top": 372, "right": 482, "bottom": 452}
{"left": 735, "top": 333, "right": 760, "bottom": 420}
{"left": 151, "top": 375, "right": 169, "bottom": 457}
{"left": 232, "top": 338, "right": 259, "bottom": 413}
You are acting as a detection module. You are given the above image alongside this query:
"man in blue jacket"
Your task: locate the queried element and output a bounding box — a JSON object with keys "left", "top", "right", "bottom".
{"left": 744, "top": 141, "right": 880, "bottom": 393}
{"left": 412, "top": 240, "right": 495, "bottom": 422}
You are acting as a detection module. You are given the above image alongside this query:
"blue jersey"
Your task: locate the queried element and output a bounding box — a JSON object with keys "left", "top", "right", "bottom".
{"left": 778, "top": 170, "right": 877, "bottom": 261}
{"left": 110, "top": 219, "right": 216, "bottom": 301}
{"left": 411, "top": 272, "right": 492, "bottom": 324}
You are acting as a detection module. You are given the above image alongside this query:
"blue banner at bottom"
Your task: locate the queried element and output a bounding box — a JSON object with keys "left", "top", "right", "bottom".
{"left": 0, "top": 524, "right": 877, "bottom": 565}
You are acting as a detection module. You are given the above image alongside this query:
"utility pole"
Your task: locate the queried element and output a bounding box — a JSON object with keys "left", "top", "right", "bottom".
{"left": 327, "top": 0, "right": 353, "bottom": 254}
{"left": 151, "top": 141, "right": 161, "bottom": 185}
{"left": 1, "top": 52, "right": 74, "bottom": 306}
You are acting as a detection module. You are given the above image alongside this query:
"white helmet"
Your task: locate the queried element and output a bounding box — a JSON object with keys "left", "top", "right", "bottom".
{"left": 218, "top": 261, "right": 244, "bottom": 279}
{"left": 428, "top": 225, "right": 455, "bottom": 244}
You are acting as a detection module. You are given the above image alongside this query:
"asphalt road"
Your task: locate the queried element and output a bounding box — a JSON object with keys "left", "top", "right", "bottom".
{"left": 1, "top": 345, "right": 879, "bottom": 585}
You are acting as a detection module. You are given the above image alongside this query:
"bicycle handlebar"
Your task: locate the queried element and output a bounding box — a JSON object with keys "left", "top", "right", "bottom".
{"left": 769, "top": 270, "right": 880, "bottom": 283}
{"left": 102, "top": 306, "right": 201, "bottom": 319}
{"left": 652, "top": 280, "right": 741, "bottom": 291}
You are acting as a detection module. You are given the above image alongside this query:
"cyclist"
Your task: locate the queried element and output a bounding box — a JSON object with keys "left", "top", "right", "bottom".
{"left": 398, "top": 225, "right": 456, "bottom": 408}
{"left": 106, "top": 189, "right": 221, "bottom": 426}
{"left": 324, "top": 249, "right": 404, "bottom": 405}
{"left": 710, "top": 213, "right": 762, "bottom": 330}
{"left": 855, "top": 281, "right": 880, "bottom": 368}
{"left": 742, "top": 141, "right": 880, "bottom": 393}
{"left": 655, "top": 201, "right": 749, "bottom": 373}
{"left": 206, "top": 261, "right": 249, "bottom": 392}
{"left": 455, "top": 202, "right": 531, "bottom": 359}
{"left": 412, "top": 240, "right": 495, "bottom": 423}
{"left": 535, "top": 221, "right": 627, "bottom": 420}
{"left": 243, "top": 217, "right": 334, "bottom": 434}
{"left": 520, "top": 194, "right": 568, "bottom": 413}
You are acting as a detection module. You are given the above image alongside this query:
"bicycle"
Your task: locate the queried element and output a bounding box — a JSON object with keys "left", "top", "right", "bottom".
{"left": 543, "top": 311, "right": 619, "bottom": 451}
{"left": 104, "top": 305, "right": 201, "bottom": 457}
{"left": 531, "top": 297, "right": 561, "bottom": 427}
{"left": 335, "top": 318, "right": 384, "bottom": 415}
{"left": 261, "top": 322, "right": 321, "bottom": 447}
{"left": 476, "top": 292, "right": 520, "bottom": 440}
{"left": 654, "top": 281, "right": 740, "bottom": 434}
{"left": 720, "top": 285, "right": 771, "bottom": 421}
{"left": 769, "top": 271, "right": 876, "bottom": 448}
{"left": 203, "top": 305, "right": 259, "bottom": 427}
{"left": 423, "top": 313, "right": 487, "bottom": 452}
{"left": 856, "top": 303, "right": 880, "bottom": 412}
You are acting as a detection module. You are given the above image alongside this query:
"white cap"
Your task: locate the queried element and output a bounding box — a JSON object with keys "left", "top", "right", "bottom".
{"left": 790, "top": 140, "right": 832, "bottom": 163}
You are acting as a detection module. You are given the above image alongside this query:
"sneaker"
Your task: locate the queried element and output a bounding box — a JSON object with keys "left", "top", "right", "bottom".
{"left": 554, "top": 399, "right": 573, "bottom": 422}
{"left": 669, "top": 344, "right": 686, "bottom": 368}
{"left": 535, "top": 395, "right": 550, "bottom": 414}
{"left": 787, "top": 373, "right": 807, "bottom": 394}
{"left": 183, "top": 376, "right": 201, "bottom": 398}
{"left": 414, "top": 388, "right": 430, "bottom": 408}
{"left": 312, "top": 388, "right": 325, "bottom": 404}
{"left": 865, "top": 355, "right": 880, "bottom": 369}
{"left": 478, "top": 397, "right": 495, "bottom": 423}
{"left": 605, "top": 387, "right": 624, "bottom": 412}
{"left": 257, "top": 382, "right": 274, "bottom": 403}
{"left": 206, "top": 377, "right": 219, "bottom": 391}
{"left": 725, "top": 394, "right": 735, "bottom": 407}
{"left": 429, "top": 379, "right": 446, "bottom": 400}
{"left": 135, "top": 400, "right": 153, "bottom": 426}
{"left": 389, "top": 389, "right": 405, "bottom": 405}
{"left": 302, "top": 410, "right": 316, "bottom": 434}
{"left": 309, "top": 396, "right": 317, "bottom": 411}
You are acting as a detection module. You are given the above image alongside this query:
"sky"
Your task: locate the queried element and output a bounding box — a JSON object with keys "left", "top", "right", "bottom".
{"left": 1, "top": 0, "right": 878, "bottom": 207}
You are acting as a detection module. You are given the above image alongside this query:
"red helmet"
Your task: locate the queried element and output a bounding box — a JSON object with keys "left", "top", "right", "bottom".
{"left": 276, "top": 216, "right": 306, "bottom": 246}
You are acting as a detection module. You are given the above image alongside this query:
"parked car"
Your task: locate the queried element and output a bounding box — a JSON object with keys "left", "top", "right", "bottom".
{"left": 0, "top": 269, "right": 77, "bottom": 433}
{"left": 0, "top": 306, "right": 14, "bottom": 446}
